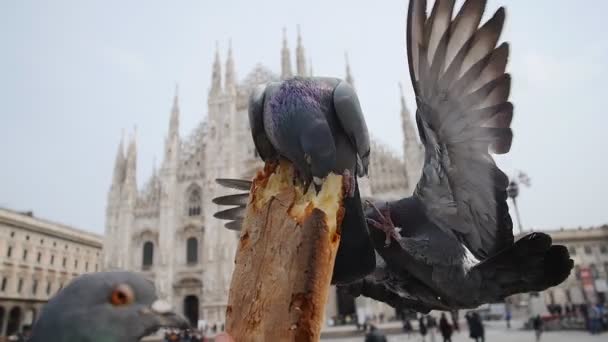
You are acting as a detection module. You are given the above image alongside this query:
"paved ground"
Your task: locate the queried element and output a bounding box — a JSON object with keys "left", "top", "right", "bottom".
{"left": 321, "top": 321, "right": 606, "bottom": 342}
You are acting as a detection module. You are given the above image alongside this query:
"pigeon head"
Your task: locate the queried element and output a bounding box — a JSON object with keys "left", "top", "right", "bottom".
{"left": 269, "top": 77, "right": 337, "bottom": 183}
{"left": 29, "top": 271, "right": 189, "bottom": 342}
{"left": 301, "top": 123, "right": 336, "bottom": 181}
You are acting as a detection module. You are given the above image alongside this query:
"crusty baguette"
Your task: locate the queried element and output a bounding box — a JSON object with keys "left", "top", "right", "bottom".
{"left": 225, "top": 160, "right": 344, "bottom": 342}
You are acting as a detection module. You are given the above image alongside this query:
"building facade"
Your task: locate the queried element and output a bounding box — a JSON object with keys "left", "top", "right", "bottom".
{"left": 104, "top": 30, "right": 424, "bottom": 327}
{"left": 0, "top": 208, "right": 103, "bottom": 337}
{"left": 542, "top": 225, "right": 608, "bottom": 306}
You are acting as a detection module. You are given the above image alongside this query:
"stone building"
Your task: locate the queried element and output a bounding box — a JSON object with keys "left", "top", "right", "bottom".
{"left": 0, "top": 208, "right": 103, "bottom": 337}
{"left": 541, "top": 225, "right": 608, "bottom": 306}
{"left": 103, "top": 30, "right": 423, "bottom": 327}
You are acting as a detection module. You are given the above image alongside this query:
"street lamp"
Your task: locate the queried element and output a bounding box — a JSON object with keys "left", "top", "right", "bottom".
{"left": 506, "top": 172, "right": 531, "bottom": 235}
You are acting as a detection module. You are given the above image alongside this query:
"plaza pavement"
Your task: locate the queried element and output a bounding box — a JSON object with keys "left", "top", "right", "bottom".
{"left": 321, "top": 320, "right": 606, "bottom": 342}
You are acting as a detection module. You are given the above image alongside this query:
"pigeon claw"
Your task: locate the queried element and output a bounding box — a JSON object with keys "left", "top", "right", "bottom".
{"left": 342, "top": 169, "right": 356, "bottom": 198}
{"left": 365, "top": 201, "right": 402, "bottom": 247}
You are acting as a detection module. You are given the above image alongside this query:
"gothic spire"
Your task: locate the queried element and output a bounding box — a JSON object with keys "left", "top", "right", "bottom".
{"left": 225, "top": 39, "right": 236, "bottom": 95}
{"left": 125, "top": 127, "right": 137, "bottom": 186}
{"left": 296, "top": 25, "right": 307, "bottom": 76}
{"left": 112, "top": 130, "right": 126, "bottom": 185}
{"left": 345, "top": 52, "right": 355, "bottom": 89}
{"left": 400, "top": 83, "right": 413, "bottom": 133}
{"left": 308, "top": 57, "right": 313, "bottom": 76}
{"left": 169, "top": 84, "right": 180, "bottom": 138}
{"left": 280, "top": 27, "right": 293, "bottom": 80}
{"left": 210, "top": 41, "right": 222, "bottom": 96}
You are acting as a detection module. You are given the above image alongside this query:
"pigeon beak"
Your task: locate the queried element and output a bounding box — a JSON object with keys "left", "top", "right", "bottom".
{"left": 313, "top": 176, "right": 324, "bottom": 194}
{"left": 149, "top": 300, "right": 190, "bottom": 330}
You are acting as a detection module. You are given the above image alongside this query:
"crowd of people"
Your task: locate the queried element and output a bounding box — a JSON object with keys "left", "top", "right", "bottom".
{"left": 399, "top": 311, "right": 482, "bottom": 342}
{"left": 162, "top": 329, "right": 206, "bottom": 342}
{"left": 162, "top": 322, "right": 225, "bottom": 342}
{"left": 534, "top": 301, "right": 607, "bottom": 334}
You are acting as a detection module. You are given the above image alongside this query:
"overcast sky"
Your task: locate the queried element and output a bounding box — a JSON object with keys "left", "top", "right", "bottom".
{"left": 1, "top": 0, "right": 606, "bottom": 235}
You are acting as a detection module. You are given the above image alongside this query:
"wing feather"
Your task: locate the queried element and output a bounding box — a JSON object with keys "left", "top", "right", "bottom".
{"left": 407, "top": 0, "right": 514, "bottom": 259}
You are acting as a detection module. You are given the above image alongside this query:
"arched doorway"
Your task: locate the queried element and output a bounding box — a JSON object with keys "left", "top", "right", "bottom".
{"left": 6, "top": 307, "right": 22, "bottom": 336}
{"left": 142, "top": 241, "right": 154, "bottom": 270}
{"left": 183, "top": 295, "right": 199, "bottom": 327}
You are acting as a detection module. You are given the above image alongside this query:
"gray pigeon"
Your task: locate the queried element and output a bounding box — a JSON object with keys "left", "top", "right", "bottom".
{"left": 217, "top": 77, "right": 376, "bottom": 284}
{"left": 29, "top": 271, "right": 189, "bottom": 342}
{"left": 358, "top": 0, "right": 573, "bottom": 310}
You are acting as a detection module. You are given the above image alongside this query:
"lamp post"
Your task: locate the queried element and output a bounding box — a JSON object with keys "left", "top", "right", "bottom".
{"left": 506, "top": 172, "right": 531, "bottom": 236}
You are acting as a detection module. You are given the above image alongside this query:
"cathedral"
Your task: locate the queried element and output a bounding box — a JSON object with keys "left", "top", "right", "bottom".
{"left": 103, "top": 29, "right": 423, "bottom": 327}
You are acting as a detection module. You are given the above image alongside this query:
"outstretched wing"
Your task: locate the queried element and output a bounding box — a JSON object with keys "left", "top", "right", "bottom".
{"left": 407, "top": 0, "right": 513, "bottom": 259}
{"left": 212, "top": 179, "right": 252, "bottom": 231}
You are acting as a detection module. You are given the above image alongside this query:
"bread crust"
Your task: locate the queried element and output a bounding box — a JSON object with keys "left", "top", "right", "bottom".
{"left": 225, "top": 161, "right": 344, "bottom": 342}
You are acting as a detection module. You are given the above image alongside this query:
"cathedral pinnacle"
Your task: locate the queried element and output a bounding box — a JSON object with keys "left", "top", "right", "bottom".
{"left": 225, "top": 39, "right": 236, "bottom": 95}
{"left": 400, "top": 82, "right": 418, "bottom": 146}
{"left": 296, "top": 25, "right": 307, "bottom": 76}
{"left": 125, "top": 127, "right": 138, "bottom": 187}
{"left": 281, "top": 27, "right": 293, "bottom": 80}
{"left": 112, "top": 130, "right": 126, "bottom": 185}
{"left": 345, "top": 52, "right": 355, "bottom": 89}
{"left": 169, "top": 84, "right": 180, "bottom": 138}
{"left": 309, "top": 57, "right": 313, "bottom": 76}
{"left": 210, "top": 41, "right": 223, "bottom": 96}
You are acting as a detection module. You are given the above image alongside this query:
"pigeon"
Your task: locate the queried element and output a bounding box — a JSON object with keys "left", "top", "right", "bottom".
{"left": 216, "top": 77, "right": 376, "bottom": 284}
{"left": 29, "top": 271, "right": 189, "bottom": 342}
{"left": 213, "top": 0, "right": 573, "bottom": 312}
{"left": 357, "top": 0, "right": 573, "bottom": 310}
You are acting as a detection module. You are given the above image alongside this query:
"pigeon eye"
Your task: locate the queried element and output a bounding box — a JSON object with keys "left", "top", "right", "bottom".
{"left": 110, "top": 284, "right": 134, "bottom": 306}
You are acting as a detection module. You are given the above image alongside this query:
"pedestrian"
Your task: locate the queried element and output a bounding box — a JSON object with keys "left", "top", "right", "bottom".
{"left": 419, "top": 315, "right": 428, "bottom": 342}
{"left": 427, "top": 315, "right": 437, "bottom": 342}
{"left": 365, "top": 324, "right": 388, "bottom": 342}
{"left": 589, "top": 303, "right": 602, "bottom": 334}
{"left": 466, "top": 311, "right": 484, "bottom": 342}
{"left": 505, "top": 309, "right": 511, "bottom": 329}
{"left": 403, "top": 319, "right": 413, "bottom": 339}
{"left": 532, "top": 315, "right": 543, "bottom": 341}
{"left": 439, "top": 313, "right": 453, "bottom": 342}
{"left": 450, "top": 310, "right": 460, "bottom": 333}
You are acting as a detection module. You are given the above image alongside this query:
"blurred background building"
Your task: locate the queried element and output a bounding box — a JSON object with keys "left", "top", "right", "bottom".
{"left": 542, "top": 225, "right": 608, "bottom": 306}
{"left": 0, "top": 208, "right": 102, "bottom": 337}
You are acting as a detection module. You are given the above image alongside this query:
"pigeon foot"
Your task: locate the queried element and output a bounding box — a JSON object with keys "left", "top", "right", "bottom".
{"left": 365, "top": 201, "right": 402, "bottom": 247}
{"left": 342, "top": 169, "right": 356, "bottom": 197}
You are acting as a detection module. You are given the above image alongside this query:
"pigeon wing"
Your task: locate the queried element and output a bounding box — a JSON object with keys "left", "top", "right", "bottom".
{"left": 407, "top": 0, "right": 514, "bottom": 259}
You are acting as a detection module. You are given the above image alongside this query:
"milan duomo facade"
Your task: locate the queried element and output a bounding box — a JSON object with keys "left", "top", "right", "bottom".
{"left": 103, "top": 30, "right": 423, "bottom": 326}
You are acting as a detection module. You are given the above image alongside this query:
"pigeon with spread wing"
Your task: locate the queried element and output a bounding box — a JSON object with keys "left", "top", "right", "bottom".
{"left": 358, "top": 0, "right": 572, "bottom": 310}
{"left": 212, "top": 0, "right": 573, "bottom": 312}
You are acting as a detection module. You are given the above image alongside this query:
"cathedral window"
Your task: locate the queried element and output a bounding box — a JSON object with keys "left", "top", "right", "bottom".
{"left": 142, "top": 241, "right": 154, "bottom": 269}
{"left": 6, "top": 246, "right": 12, "bottom": 258}
{"left": 187, "top": 187, "right": 202, "bottom": 217}
{"left": 1, "top": 277, "right": 7, "bottom": 292}
{"left": 186, "top": 237, "right": 198, "bottom": 264}
{"left": 17, "top": 278, "right": 23, "bottom": 293}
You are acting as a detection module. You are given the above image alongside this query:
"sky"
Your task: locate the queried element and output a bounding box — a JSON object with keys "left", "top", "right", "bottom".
{"left": 0, "top": 0, "right": 607, "bottom": 235}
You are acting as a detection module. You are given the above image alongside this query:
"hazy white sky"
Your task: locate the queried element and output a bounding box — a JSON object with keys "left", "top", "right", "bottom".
{"left": 1, "top": 0, "right": 607, "bottom": 234}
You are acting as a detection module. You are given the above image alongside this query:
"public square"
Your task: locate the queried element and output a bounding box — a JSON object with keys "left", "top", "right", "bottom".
{"left": 321, "top": 321, "right": 606, "bottom": 342}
